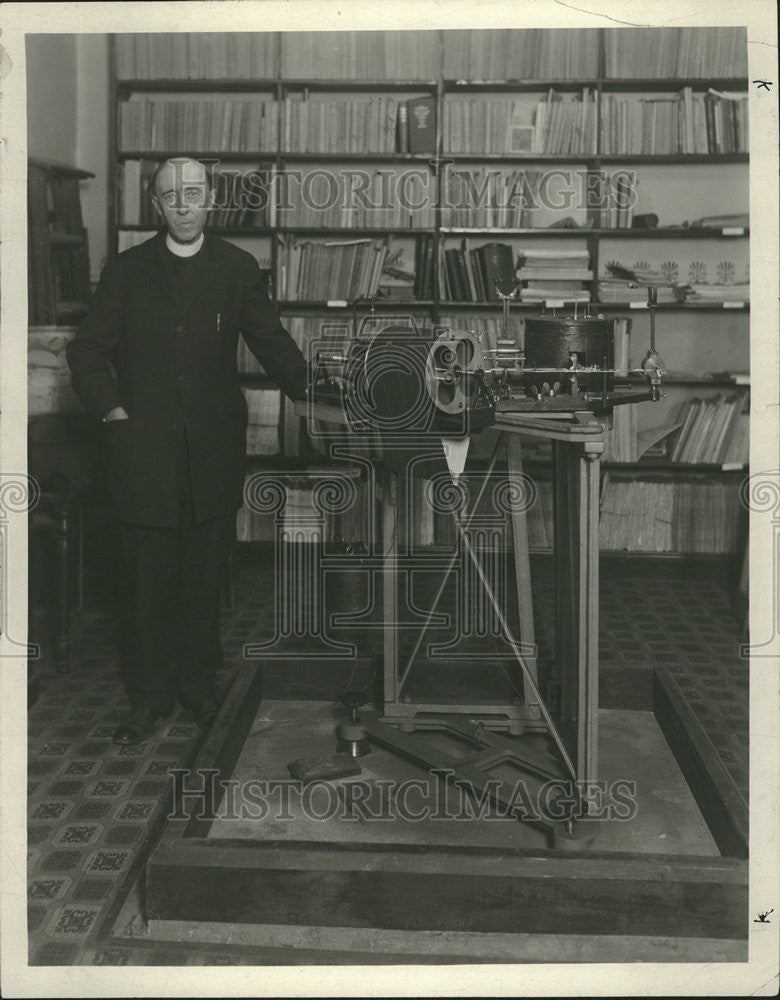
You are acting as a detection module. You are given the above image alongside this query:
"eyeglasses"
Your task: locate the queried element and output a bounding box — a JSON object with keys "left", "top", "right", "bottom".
{"left": 158, "top": 187, "right": 208, "bottom": 208}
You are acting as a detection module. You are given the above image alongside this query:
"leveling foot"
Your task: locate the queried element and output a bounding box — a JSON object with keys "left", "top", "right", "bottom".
{"left": 551, "top": 817, "right": 602, "bottom": 850}
{"left": 336, "top": 690, "right": 371, "bottom": 758}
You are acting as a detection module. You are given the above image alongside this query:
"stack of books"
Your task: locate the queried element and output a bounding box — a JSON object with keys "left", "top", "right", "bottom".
{"left": 515, "top": 248, "right": 591, "bottom": 303}
{"left": 599, "top": 89, "right": 748, "bottom": 156}
{"left": 599, "top": 171, "right": 637, "bottom": 229}
{"left": 414, "top": 236, "right": 436, "bottom": 300}
{"left": 599, "top": 474, "right": 742, "bottom": 553}
{"left": 277, "top": 237, "right": 390, "bottom": 301}
{"left": 277, "top": 168, "right": 434, "bottom": 229}
{"left": 443, "top": 99, "right": 530, "bottom": 154}
{"left": 670, "top": 394, "right": 749, "bottom": 466}
{"left": 441, "top": 167, "right": 542, "bottom": 229}
{"left": 119, "top": 159, "right": 158, "bottom": 226}
{"left": 529, "top": 89, "right": 598, "bottom": 155}
{"left": 242, "top": 387, "right": 281, "bottom": 455}
{"left": 118, "top": 99, "right": 279, "bottom": 153}
{"left": 236, "top": 470, "right": 372, "bottom": 544}
{"left": 440, "top": 241, "right": 515, "bottom": 302}
{"left": 441, "top": 28, "right": 600, "bottom": 80}
{"left": 210, "top": 168, "right": 273, "bottom": 227}
{"left": 280, "top": 30, "right": 439, "bottom": 80}
{"left": 686, "top": 283, "right": 749, "bottom": 305}
{"left": 121, "top": 160, "right": 275, "bottom": 228}
{"left": 601, "top": 405, "right": 639, "bottom": 463}
{"left": 281, "top": 96, "right": 401, "bottom": 153}
{"left": 442, "top": 91, "right": 597, "bottom": 155}
{"left": 602, "top": 26, "right": 748, "bottom": 79}
{"left": 115, "top": 32, "right": 278, "bottom": 79}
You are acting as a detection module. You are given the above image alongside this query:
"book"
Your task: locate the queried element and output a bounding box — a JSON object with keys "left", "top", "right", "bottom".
{"left": 444, "top": 248, "right": 467, "bottom": 301}
{"left": 396, "top": 102, "right": 409, "bottom": 153}
{"left": 515, "top": 269, "right": 593, "bottom": 280}
{"left": 407, "top": 96, "right": 437, "bottom": 154}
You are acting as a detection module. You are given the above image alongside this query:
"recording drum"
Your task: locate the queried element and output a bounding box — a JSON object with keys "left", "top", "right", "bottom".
{"left": 520, "top": 316, "right": 616, "bottom": 396}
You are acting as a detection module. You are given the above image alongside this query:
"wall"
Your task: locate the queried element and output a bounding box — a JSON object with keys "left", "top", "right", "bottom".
{"left": 76, "top": 35, "right": 110, "bottom": 279}
{"left": 25, "top": 34, "right": 77, "bottom": 163}
{"left": 26, "top": 33, "right": 110, "bottom": 282}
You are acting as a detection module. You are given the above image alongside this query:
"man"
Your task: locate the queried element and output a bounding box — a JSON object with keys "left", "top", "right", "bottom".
{"left": 67, "top": 157, "right": 308, "bottom": 744}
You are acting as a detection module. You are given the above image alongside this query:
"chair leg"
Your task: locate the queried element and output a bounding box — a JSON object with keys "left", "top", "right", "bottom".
{"left": 76, "top": 505, "right": 85, "bottom": 613}
{"left": 54, "top": 509, "right": 70, "bottom": 674}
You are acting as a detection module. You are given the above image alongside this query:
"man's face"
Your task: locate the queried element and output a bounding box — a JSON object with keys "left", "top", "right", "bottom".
{"left": 152, "top": 159, "right": 211, "bottom": 244}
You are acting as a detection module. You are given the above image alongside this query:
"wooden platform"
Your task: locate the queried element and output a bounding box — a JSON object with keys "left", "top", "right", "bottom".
{"left": 143, "top": 666, "right": 748, "bottom": 962}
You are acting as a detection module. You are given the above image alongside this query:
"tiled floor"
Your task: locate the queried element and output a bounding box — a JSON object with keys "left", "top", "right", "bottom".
{"left": 26, "top": 537, "right": 749, "bottom": 966}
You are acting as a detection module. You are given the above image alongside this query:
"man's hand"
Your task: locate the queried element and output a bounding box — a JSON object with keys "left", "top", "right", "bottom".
{"left": 103, "top": 406, "right": 129, "bottom": 422}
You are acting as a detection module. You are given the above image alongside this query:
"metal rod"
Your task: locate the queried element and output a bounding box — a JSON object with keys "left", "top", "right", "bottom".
{"left": 456, "top": 528, "right": 576, "bottom": 781}
{"left": 648, "top": 286, "right": 657, "bottom": 353}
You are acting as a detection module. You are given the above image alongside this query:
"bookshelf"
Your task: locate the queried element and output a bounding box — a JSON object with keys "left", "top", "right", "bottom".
{"left": 107, "top": 27, "right": 750, "bottom": 554}
{"left": 28, "top": 160, "right": 95, "bottom": 325}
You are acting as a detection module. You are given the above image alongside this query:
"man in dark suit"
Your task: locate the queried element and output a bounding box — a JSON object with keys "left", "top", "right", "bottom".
{"left": 67, "top": 157, "right": 308, "bottom": 744}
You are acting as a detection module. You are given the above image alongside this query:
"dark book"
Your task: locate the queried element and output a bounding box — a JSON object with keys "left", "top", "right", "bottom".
{"left": 415, "top": 234, "right": 433, "bottom": 300}
{"left": 444, "top": 248, "right": 467, "bottom": 300}
{"left": 478, "top": 243, "right": 515, "bottom": 300}
{"left": 457, "top": 245, "right": 477, "bottom": 301}
{"left": 703, "top": 92, "right": 718, "bottom": 155}
{"left": 470, "top": 248, "right": 487, "bottom": 301}
{"left": 406, "top": 96, "right": 436, "bottom": 154}
{"left": 396, "top": 102, "right": 409, "bottom": 154}
{"left": 421, "top": 236, "right": 435, "bottom": 299}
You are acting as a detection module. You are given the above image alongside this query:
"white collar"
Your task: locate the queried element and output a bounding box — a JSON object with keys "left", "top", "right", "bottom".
{"left": 166, "top": 232, "right": 204, "bottom": 258}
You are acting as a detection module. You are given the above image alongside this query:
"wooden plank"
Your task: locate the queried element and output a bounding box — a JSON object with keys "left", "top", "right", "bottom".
{"left": 505, "top": 434, "right": 539, "bottom": 707}
{"left": 28, "top": 156, "right": 95, "bottom": 179}
{"left": 382, "top": 469, "right": 400, "bottom": 706}
{"left": 552, "top": 441, "right": 600, "bottom": 788}
{"left": 146, "top": 844, "right": 747, "bottom": 939}
{"left": 653, "top": 668, "right": 749, "bottom": 859}
{"left": 174, "top": 665, "right": 265, "bottom": 838}
{"left": 149, "top": 837, "right": 747, "bottom": 882}
{"left": 144, "top": 922, "right": 748, "bottom": 963}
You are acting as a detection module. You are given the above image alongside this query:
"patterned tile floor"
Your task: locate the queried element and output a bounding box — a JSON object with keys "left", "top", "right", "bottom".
{"left": 26, "top": 547, "right": 749, "bottom": 965}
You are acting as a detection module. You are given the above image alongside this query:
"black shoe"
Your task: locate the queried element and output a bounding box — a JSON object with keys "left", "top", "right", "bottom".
{"left": 192, "top": 697, "right": 220, "bottom": 730}
{"left": 113, "top": 705, "right": 169, "bottom": 745}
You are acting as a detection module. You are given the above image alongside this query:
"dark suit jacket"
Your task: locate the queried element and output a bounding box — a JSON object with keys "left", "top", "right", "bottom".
{"left": 66, "top": 231, "right": 308, "bottom": 527}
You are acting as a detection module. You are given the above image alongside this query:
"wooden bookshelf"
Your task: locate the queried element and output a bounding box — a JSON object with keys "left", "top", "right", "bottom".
{"left": 28, "top": 160, "right": 95, "bottom": 326}
{"left": 108, "top": 27, "right": 750, "bottom": 553}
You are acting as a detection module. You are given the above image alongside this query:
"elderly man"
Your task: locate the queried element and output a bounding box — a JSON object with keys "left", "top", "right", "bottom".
{"left": 67, "top": 157, "right": 308, "bottom": 743}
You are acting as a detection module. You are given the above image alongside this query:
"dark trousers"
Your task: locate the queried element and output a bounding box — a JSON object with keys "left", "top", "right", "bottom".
{"left": 119, "top": 460, "right": 233, "bottom": 714}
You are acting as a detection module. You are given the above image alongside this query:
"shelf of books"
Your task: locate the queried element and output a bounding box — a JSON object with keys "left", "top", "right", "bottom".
{"left": 110, "top": 26, "right": 749, "bottom": 554}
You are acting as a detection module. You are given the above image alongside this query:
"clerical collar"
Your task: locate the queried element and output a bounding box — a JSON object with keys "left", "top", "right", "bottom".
{"left": 165, "top": 233, "right": 204, "bottom": 258}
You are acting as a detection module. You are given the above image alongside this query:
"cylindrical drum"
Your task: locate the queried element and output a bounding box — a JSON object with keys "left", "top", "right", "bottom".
{"left": 521, "top": 316, "right": 615, "bottom": 396}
